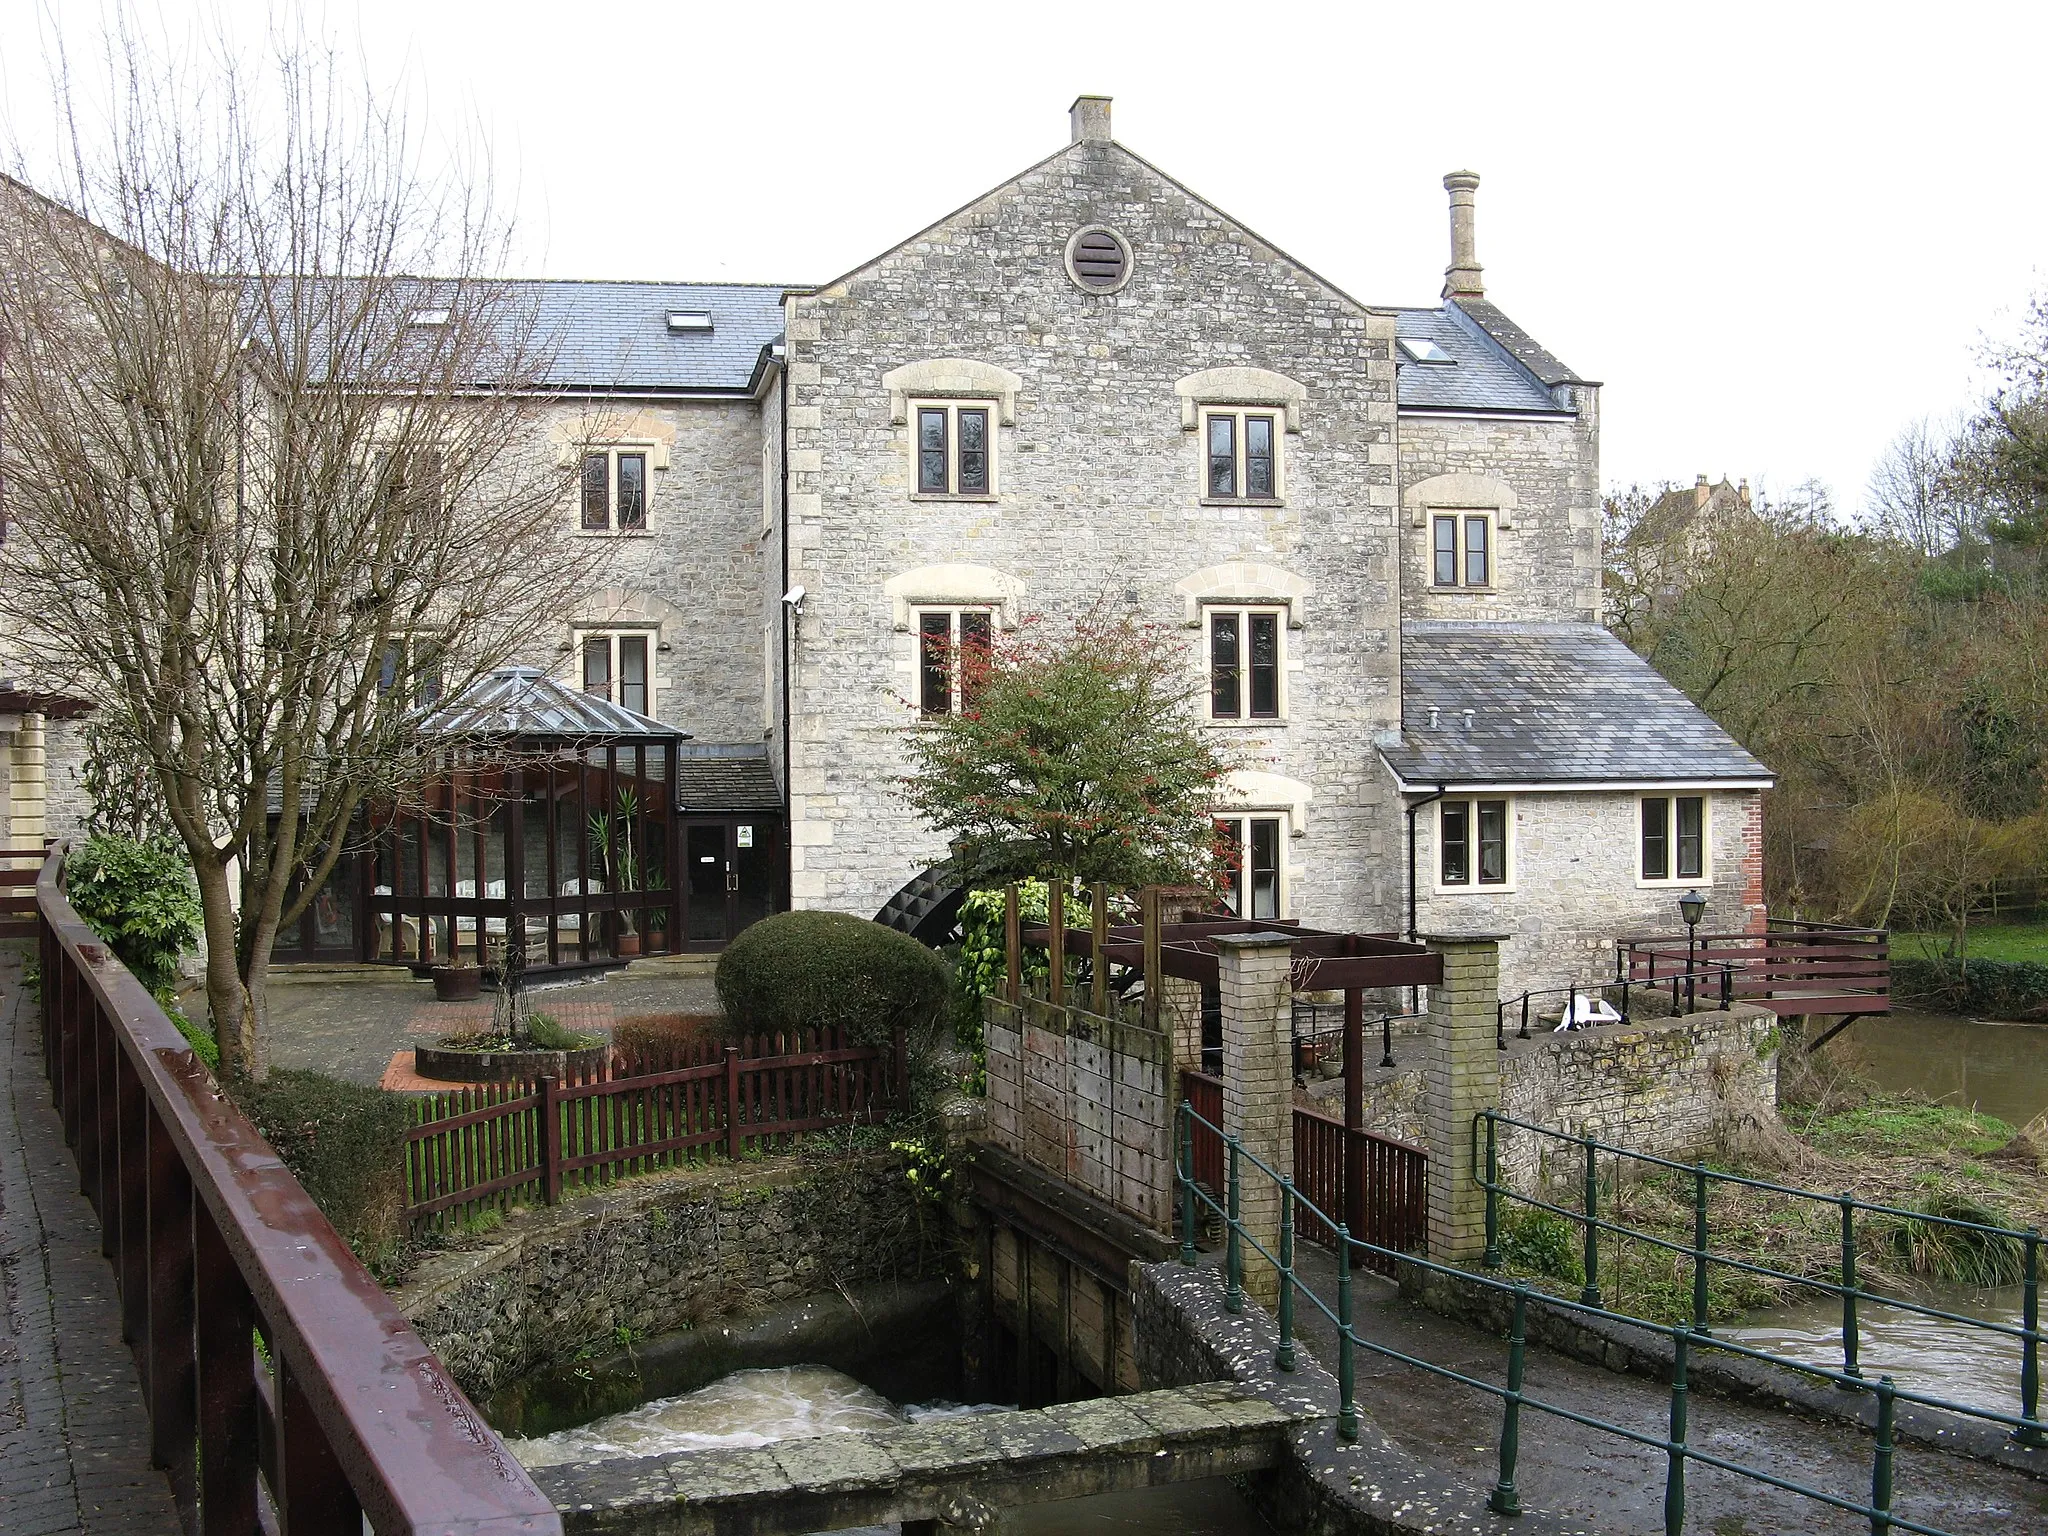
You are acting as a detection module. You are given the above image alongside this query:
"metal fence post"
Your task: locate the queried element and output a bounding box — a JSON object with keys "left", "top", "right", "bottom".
{"left": 1871, "top": 1376, "right": 1896, "bottom": 1534}
{"left": 1380, "top": 1011, "right": 1395, "bottom": 1069}
{"left": 1841, "top": 1193, "right": 1862, "bottom": 1384}
{"left": 1482, "top": 1112, "right": 1502, "bottom": 1268}
{"left": 1720, "top": 963, "right": 1733, "bottom": 1012}
{"left": 1519, "top": 991, "right": 1530, "bottom": 1040}
{"left": 1336, "top": 1224, "right": 1358, "bottom": 1442}
{"left": 1581, "top": 1138, "right": 1603, "bottom": 1309}
{"left": 1179, "top": 1103, "right": 1198, "bottom": 1267}
{"left": 1225, "top": 1136, "right": 1243, "bottom": 1315}
{"left": 1665, "top": 1328, "right": 1690, "bottom": 1536}
{"left": 1692, "top": 1162, "right": 1711, "bottom": 1332}
{"left": 1489, "top": 1283, "right": 1526, "bottom": 1516}
{"left": 1277, "top": 1178, "right": 1297, "bottom": 1372}
{"left": 2019, "top": 1228, "right": 2042, "bottom": 1447}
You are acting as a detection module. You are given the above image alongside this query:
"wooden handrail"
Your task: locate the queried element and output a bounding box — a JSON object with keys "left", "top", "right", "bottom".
{"left": 35, "top": 845, "right": 560, "bottom": 1535}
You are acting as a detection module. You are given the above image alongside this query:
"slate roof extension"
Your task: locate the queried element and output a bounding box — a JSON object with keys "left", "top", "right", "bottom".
{"left": 1378, "top": 622, "right": 1773, "bottom": 789}
{"left": 416, "top": 666, "right": 688, "bottom": 740}
{"left": 524, "top": 280, "right": 789, "bottom": 392}
{"left": 1394, "top": 305, "right": 1574, "bottom": 415}
{"left": 676, "top": 749, "right": 784, "bottom": 814}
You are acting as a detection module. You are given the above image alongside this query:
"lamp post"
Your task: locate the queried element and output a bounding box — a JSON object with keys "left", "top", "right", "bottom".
{"left": 1678, "top": 889, "right": 1706, "bottom": 1014}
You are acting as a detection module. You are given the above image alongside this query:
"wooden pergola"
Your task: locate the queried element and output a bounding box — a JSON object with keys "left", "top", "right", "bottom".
{"left": 1006, "top": 883, "right": 1445, "bottom": 1187}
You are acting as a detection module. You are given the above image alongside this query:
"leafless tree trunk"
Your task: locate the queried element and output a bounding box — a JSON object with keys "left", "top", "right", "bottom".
{"left": 0, "top": 18, "right": 614, "bottom": 1077}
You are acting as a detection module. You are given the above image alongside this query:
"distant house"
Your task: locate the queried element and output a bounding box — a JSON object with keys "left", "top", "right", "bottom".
{"left": 2, "top": 99, "right": 1774, "bottom": 996}
{"left": 1623, "top": 474, "right": 1759, "bottom": 603}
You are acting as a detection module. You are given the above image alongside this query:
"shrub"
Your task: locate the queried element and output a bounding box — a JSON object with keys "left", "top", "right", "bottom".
{"left": 1499, "top": 1207, "right": 1584, "bottom": 1286}
{"left": 613, "top": 1012, "right": 722, "bottom": 1071}
{"left": 233, "top": 1070, "right": 411, "bottom": 1264}
{"left": 715, "top": 910, "right": 947, "bottom": 1049}
{"left": 1891, "top": 955, "right": 2048, "bottom": 1018}
{"left": 65, "top": 834, "right": 202, "bottom": 993}
{"left": 952, "top": 883, "right": 1049, "bottom": 1073}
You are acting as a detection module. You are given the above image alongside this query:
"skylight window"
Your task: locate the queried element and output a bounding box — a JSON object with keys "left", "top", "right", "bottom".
{"left": 408, "top": 308, "right": 452, "bottom": 327}
{"left": 1399, "top": 336, "right": 1455, "bottom": 364}
{"left": 666, "top": 310, "right": 714, "bottom": 333}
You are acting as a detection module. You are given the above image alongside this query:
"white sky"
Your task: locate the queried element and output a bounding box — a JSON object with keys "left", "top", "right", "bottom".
{"left": 5, "top": 0, "right": 2045, "bottom": 512}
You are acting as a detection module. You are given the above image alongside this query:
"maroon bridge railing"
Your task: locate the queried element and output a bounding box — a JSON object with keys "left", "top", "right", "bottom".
{"left": 1, "top": 841, "right": 41, "bottom": 940}
{"left": 1180, "top": 1068, "right": 1427, "bottom": 1277}
{"left": 1618, "top": 917, "right": 1890, "bottom": 1022}
{"left": 404, "top": 1027, "right": 905, "bottom": 1231}
{"left": 34, "top": 846, "right": 559, "bottom": 1535}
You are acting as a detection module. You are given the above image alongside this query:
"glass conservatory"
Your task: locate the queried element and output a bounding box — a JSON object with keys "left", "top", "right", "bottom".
{"left": 349, "top": 665, "right": 687, "bottom": 972}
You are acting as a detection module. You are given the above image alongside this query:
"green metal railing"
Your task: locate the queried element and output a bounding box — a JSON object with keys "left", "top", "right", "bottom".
{"left": 1177, "top": 1099, "right": 2026, "bottom": 1536}
{"left": 1475, "top": 1108, "right": 2044, "bottom": 1445}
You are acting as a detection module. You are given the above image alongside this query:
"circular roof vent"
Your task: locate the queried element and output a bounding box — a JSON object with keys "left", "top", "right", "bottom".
{"left": 1065, "top": 226, "right": 1132, "bottom": 293}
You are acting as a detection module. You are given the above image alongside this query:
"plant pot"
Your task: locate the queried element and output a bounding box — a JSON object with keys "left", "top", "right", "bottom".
{"left": 432, "top": 966, "right": 482, "bottom": 1002}
{"left": 616, "top": 932, "right": 641, "bottom": 958}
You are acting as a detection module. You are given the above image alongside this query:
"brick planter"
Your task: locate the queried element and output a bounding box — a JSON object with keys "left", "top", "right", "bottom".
{"left": 412, "top": 1041, "right": 610, "bottom": 1084}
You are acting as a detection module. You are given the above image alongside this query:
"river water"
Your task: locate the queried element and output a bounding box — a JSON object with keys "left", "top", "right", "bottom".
{"left": 1821, "top": 1010, "right": 2048, "bottom": 1127}
{"left": 504, "top": 1365, "right": 1273, "bottom": 1534}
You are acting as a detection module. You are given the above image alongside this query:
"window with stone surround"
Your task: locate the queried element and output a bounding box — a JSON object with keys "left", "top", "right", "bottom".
{"left": 1639, "top": 793, "right": 1707, "bottom": 884}
{"left": 1431, "top": 512, "right": 1493, "bottom": 589}
{"left": 1205, "top": 606, "right": 1285, "bottom": 722}
{"left": 1214, "top": 814, "right": 1285, "bottom": 919}
{"left": 915, "top": 607, "right": 994, "bottom": 717}
{"left": 580, "top": 447, "right": 650, "bottom": 532}
{"left": 911, "top": 401, "right": 995, "bottom": 498}
{"left": 1438, "top": 797, "right": 1511, "bottom": 890}
{"left": 1200, "top": 407, "right": 1282, "bottom": 503}
{"left": 576, "top": 630, "right": 654, "bottom": 717}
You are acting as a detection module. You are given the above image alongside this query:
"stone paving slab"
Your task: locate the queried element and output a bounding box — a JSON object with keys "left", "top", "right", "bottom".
{"left": 0, "top": 946, "right": 180, "bottom": 1534}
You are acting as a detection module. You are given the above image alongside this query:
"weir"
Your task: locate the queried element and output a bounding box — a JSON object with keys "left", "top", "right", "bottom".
{"left": 530, "top": 1382, "right": 1305, "bottom": 1535}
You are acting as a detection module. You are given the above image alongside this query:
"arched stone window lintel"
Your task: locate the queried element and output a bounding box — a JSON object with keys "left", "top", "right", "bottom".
{"left": 1173, "top": 367, "right": 1309, "bottom": 433}
{"left": 1174, "top": 563, "right": 1312, "bottom": 629}
{"left": 880, "top": 358, "right": 1024, "bottom": 427}
{"left": 881, "top": 564, "right": 1025, "bottom": 631}
{"left": 1403, "top": 472, "right": 1519, "bottom": 530}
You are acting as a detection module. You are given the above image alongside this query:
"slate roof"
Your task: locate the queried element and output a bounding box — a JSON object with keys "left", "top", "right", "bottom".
{"left": 1394, "top": 306, "right": 1573, "bottom": 415}
{"left": 415, "top": 666, "right": 689, "bottom": 740}
{"left": 676, "top": 749, "right": 783, "bottom": 813}
{"left": 523, "top": 281, "right": 788, "bottom": 392}
{"left": 1377, "top": 622, "right": 1773, "bottom": 788}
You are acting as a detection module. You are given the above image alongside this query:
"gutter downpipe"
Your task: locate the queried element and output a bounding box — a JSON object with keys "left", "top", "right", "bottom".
{"left": 776, "top": 344, "right": 792, "bottom": 913}
{"left": 1406, "top": 782, "right": 1450, "bottom": 1013}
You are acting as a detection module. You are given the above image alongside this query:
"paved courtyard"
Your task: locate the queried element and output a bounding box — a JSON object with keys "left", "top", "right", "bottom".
{"left": 1, "top": 946, "right": 179, "bottom": 1534}
{"left": 226, "top": 965, "right": 721, "bottom": 1087}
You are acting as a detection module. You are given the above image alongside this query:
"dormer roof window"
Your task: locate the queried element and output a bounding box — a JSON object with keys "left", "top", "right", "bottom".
{"left": 666, "top": 310, "right": 714, "bottom": 333}
{"left": 1399, "top": 336, "right": 1454, "bottom": 364}
{"left": 408, "top": 308, "right": 451, "bottom": 327}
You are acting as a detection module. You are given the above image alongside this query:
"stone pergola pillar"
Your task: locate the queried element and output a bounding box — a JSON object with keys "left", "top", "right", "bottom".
{"left": 1421, "top": 932, "right": 1505, "bottom": 1263}
{"left": 1216, "top": 930, "right": 1295, "bottom": 1307}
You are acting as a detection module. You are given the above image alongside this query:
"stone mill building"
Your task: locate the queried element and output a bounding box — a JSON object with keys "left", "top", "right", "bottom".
{"left": 5, "top": 98, "right": 1770, "bottom": 996}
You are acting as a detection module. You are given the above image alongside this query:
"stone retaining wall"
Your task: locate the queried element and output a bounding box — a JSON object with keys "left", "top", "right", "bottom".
{"left": 395, "top": 1149, "right": 933, "bottom": 1399}
{"left": 1324, "top": 1002, "right": 1779, "bottom": 1189}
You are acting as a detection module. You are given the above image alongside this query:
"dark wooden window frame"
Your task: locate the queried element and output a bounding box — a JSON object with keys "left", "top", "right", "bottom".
{"left": 916, "top": 607, "right": 995, "bottom": 717}
{"left": 1440, "top": 796, "right": 1510, "bottom": 887}
{"left": 1430, "top": 511, "right": 1496, "bottom": 590}
{"left": 580, "top": 447, "right": 654, "bottom": 531}
{"left": 1214, "top": 813, "right": 1285, "bottom": 919}
{"left": 1641, "top": 793, "right": 1707, "bottom": 883}
{"left": 1201, "top": 408, "right": 1281, "bottom": 503}
{"left": 1206, "top": 606, "right": 1284, "bottom": 721}
{"left": 912, "top": 401, "right": 996, "bottom": 498}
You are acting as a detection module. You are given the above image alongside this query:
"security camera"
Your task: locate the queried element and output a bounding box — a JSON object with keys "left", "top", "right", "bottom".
{"left": 781, "top": 586, "right": 806, "bottom": 610}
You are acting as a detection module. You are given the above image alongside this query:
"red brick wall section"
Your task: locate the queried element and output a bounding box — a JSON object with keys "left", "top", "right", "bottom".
{"left": 1741, "top": 792, "right": 1767, "bottom": 931}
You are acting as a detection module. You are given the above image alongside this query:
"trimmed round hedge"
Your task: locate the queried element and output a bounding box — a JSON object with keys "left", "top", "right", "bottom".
{"left": 714, "top": 910, "right": 947, "bottom": 1048}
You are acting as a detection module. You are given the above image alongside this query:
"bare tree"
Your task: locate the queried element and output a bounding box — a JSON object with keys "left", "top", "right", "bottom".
{"left": 1867, "top": 416, "right": 1974, "bottom": 556}
{"left": 0, "top": 20, "right": 612, "bottom": 1076}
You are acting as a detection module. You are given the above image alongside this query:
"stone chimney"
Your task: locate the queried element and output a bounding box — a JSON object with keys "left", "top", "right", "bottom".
{"left": 1442, "top": 170, "right": 1484, "bottom": 300}
{"left": 1738, "top": 478, "right": 1752, "bottom": 510}
{"left": 1070, "top": 95, "right": 1112, "bottom": 145}
{"left": 1694, "top": 473, "right": 1711, "bottom": 510}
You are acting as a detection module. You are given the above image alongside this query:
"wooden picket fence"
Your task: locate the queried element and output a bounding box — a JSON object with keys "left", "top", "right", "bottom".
{"left": 403, "top": 1025, "right": 905, "bottom": 1233}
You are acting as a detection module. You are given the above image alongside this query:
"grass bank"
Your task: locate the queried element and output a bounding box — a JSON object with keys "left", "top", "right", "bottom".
{"left": 1897, "top": 918, "right": 2048, "bottom": 964}
{"left": 1488, "top": 1054, "right": 2046, "bottom": 1325}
